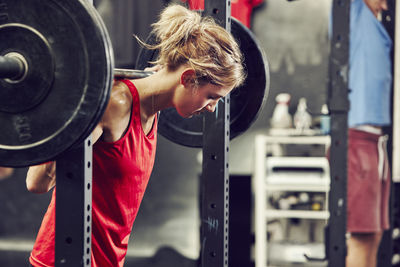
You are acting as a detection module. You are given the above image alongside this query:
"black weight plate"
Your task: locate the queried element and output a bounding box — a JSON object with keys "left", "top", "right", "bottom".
{"left": 0, "top": 0, "right": 114, "bottom": 167}
{"left": 136, "top": 17, "right": 269, "bottom": 147}
{"left": 230, "top": 18, "right": 269, "bottom": 139}
{"left": 0, "top": 24, "right": 54, "bottom": 113}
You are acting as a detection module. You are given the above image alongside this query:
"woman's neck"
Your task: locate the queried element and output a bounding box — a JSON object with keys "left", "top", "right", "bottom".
{"left": 132, "top": 67, "right": 180, "bottom": 118}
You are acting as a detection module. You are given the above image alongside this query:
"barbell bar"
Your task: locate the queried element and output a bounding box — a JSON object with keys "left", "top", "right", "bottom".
{"left": 114, "top": 68, "right": 155, "bottom": 79}
{"left": 0, "top": 0, "right": 269, "bottom": 167}
{"left": 0, "top": 54, "right": 26, "bottom": 81}
{"left": 0, "top": 54, "right": 154, "bottom": 81}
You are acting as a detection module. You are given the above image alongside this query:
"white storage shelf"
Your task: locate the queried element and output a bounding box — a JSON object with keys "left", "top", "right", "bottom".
{"left": 253, "top": 134, "right": 331, "bottom": 267}
{"left": 265, "top": 156, "right": 330, "bottom": 189}
{"left": 265, "top": 210, "right": 330, "bottom": 220}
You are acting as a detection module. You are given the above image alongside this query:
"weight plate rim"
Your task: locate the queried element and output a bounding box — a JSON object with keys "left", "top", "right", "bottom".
{"left": 229, "top": 17, "right": 270, "bottom": 139}
{"left": 70, "top": 0, "right": 114, "bottom": 149}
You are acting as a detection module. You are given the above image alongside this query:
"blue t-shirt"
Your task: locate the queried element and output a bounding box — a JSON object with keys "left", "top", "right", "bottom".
{"left": 348, "top": 0, "right": 392, "bottom": 127}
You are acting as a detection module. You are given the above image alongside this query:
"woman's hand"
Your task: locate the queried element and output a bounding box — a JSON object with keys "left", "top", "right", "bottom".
{"left": 0, "top": 167, "right": 13, "bottom": 180}
{"left": 26, "top": 162, "right": 56, "bottom": 193}
{"left": 144, "top": 64, "right": 163, "bottom": 73}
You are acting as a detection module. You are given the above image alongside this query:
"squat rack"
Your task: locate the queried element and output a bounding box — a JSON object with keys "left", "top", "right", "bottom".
{"left": 326, "top": 0, "right": 349, "bottom": 266}
{"left": 52, "top": 0, "right": 234, "bottom": 266}
{"left": 52, "top": 0, "right": 400, "bottom": 266}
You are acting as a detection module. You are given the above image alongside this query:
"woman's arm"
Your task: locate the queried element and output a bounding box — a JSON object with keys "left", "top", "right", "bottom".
{"left": 0, "top": 167, "right": 14, "bottom": 180}
{"left": 26, "top": 162, "right": 56, "bottom": 193}
{"left": 26, "top": 121, "right": 105, "bottom": 194}
{"left": 25, "top": 81, "right": 131, "bottom": 194}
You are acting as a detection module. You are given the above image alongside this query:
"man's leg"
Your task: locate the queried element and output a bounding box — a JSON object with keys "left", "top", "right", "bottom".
{"left": 346, "top": 130, "right": 386, "bottom": 267}
{"left": 346, "top": 232, "right": 383, "bottom": 267}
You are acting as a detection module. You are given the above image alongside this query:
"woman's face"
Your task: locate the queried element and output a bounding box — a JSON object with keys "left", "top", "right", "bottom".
{"left": 174, "top": 82, "right": 233, "bottom": 118}
{"left": 364, "top": 0, "right": 388, "bottom": 18}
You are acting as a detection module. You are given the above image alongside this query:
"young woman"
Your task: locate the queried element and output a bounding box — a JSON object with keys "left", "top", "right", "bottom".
{"left": 26, "top": 4, "right": 245, "bottom": 267}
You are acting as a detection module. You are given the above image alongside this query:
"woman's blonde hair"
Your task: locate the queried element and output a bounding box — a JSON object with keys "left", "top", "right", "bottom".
{"left": 143, "top": 4, "right": 245, "bottom": 89}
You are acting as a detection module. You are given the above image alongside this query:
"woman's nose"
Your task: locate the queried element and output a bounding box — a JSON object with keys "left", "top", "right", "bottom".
{"left": 205, "top": 100, "right": 218, "bottom": 112}
{"left": 205, "top": 104, "right": 215, "bottom": 112}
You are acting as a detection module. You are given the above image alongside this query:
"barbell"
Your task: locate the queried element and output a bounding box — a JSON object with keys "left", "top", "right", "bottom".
{"left": 0, "top": 53, "right": 154, "bottom": 81}
{"left": 0, "top": 0, "right": 269, "bottom": 167}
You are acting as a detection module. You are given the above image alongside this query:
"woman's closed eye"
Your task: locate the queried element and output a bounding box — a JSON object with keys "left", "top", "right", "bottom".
{"left": 208, "top": 95, "right": 220, "bottom": 100}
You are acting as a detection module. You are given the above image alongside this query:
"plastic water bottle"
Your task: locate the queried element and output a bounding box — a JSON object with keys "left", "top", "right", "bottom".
{"left": 320, "top": 104, "right": 330, "bottom": 135}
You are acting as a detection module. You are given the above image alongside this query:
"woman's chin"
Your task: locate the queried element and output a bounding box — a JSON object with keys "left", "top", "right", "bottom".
{"left": 180, "top": 110, "right": 200, "bottom": 118}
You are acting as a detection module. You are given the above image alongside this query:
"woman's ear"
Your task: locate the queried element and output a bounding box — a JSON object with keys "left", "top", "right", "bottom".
{"left": 180, "top": 69, "right": 196, "bottom": 87}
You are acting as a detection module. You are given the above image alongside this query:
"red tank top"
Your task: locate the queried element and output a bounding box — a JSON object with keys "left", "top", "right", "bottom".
{"left": 30, "top": 80, "right": 158, "bottom": 267}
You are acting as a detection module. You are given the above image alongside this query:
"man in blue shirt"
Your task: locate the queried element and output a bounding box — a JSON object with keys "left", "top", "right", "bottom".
{"left": 346, "top": 0, "right": 392, "bottom": 266}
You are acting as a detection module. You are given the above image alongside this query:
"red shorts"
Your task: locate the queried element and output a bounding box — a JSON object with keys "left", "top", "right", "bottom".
{"left": 347, "top": 129, "right": 391, "bottom": 233}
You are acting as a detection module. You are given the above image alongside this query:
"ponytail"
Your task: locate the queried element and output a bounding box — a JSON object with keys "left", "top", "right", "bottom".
{"left": 140, "top": 4, "right": 245, "bottom": 89}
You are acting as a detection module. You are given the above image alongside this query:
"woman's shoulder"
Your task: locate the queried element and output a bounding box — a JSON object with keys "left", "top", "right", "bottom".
{"left": 110, "top": 80, "right": 132, "bottom": 109}
{"left": 101, "top": 81, "right": 133, "bottom": 125}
